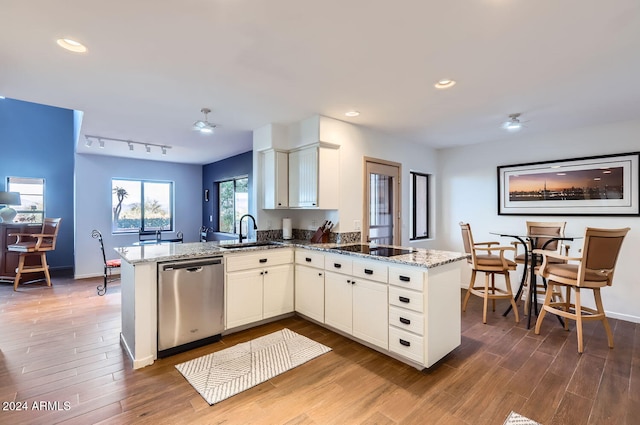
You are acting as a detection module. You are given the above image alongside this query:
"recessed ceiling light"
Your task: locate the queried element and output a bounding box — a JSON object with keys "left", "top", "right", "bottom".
{"left": 345, "top": 110, "right": 360, "bottom": 117}
{"left": 434, "top": 79, "right": 456, "bottom": 89}
{"left": 56, "top": 38, "right": 87, "bottom": 53}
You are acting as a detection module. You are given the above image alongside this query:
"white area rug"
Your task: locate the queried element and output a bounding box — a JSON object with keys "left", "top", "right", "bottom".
{"left": 175, "top": 328, "right": 332, "bottom": 405}
{"left": 504, "top": 411, "right": 541, "bottom": 425}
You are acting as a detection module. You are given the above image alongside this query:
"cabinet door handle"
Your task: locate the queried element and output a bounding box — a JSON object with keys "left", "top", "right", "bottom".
{"left": 399, "top": 317, "right": 411, "bottom": 325}
{"left": 264, "top": 270, "right": 268, "bottom": 274}
{"left": 399, "top": 275, "right": 410, "bottom": 282}
{"left": 347, "top": 279, "right": 351, "bottom": 284}
{"left": 364, "top": 269, "right": 373, "bottom": 275}
{"left": 259, "top": 258, "right": 268, "bottom": 263}
{"left": 399, "top": 296, "right": 410, "bottom": 303}
{"left": 318, "top": 272, "right": 323, "bottom": 276}
{"left": 334, "top": 263, "right": 342, "bottom": 268}
{"left": 399, "top": 339, "right": 411, "bottom": 347}
{"left": 305, "top": 257, "right": 312, "bottom": 262}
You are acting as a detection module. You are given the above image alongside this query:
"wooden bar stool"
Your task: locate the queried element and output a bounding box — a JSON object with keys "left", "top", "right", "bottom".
{"left": 8, "top": 218, "right": 62, "bottom": 291}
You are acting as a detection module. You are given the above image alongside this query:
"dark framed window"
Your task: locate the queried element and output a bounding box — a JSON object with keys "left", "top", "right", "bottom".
{"left": 218, "top": 176, "right": 248, "bottom": 234}
{"left": 410, "top": 171, "right": 430, "bottom": 240}
{"left": 111, "top": 179, "right": 173, "bottom": 233}
{"left": 6, "top": 177, "right": 45, "bottom": 223}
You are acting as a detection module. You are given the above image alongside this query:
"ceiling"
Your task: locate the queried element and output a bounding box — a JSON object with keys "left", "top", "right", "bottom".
{"left": 2, "top": 1, "right": 640, "bottom": 165}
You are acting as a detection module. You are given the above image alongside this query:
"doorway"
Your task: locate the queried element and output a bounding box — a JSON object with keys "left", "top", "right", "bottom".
{"left": 363, "top": 158, "right": 401, "bottom": 245}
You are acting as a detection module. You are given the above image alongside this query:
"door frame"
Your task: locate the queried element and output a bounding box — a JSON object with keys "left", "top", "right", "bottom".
{"left": 362, "top": 157, "right": 402, "bottom": 245}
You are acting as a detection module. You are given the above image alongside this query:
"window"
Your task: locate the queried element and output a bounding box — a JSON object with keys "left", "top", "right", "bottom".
{"left": 112, "top": 179, "right": 173, "bottom": 233}
{"left": 218, "top": 177, "right": 248, "bottom": 234}
{"left": 6, "top": 177, "right": 45, "bottom": 223}
{"left": 410, "top": 171, "right": 430, "bottom": 240}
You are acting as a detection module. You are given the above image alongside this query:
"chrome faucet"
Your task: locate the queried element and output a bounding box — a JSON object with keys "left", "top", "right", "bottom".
{"left": 238, "top": 214, "right": 257, "bottom": 243}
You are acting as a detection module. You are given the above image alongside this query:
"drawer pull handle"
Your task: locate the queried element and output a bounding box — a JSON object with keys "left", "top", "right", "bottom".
{"left": 259, "top": 258, "right": 268, "bottom": 263}
{"left": 334, "top": 263, "right": 342, "bottom": 268}
{"left": 364, "top": 269, "right": 373, "bottom": 275}
{"left": 399, "top": 296, "right": 410, "bottom": 303}
{"left": 399, "top": 275, "right": 410, "bottom": 282}
{"left": 305, "top": 257, "right": 312, "bottom": 262}
{"left": 399, "top": 339, "right": 411, "bottom": 347}
{"left": 399, "top": 317, "right": 411, "bottom": 325}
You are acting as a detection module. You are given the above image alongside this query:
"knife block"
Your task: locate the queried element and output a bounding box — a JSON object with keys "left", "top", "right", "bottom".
{"left": 310, "top": 228, "right": 329, "bottom": 243}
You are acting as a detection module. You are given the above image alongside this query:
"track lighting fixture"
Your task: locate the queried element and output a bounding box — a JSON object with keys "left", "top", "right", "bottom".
{"left": 84, "top": 135, "right": 171, "bottom": 156}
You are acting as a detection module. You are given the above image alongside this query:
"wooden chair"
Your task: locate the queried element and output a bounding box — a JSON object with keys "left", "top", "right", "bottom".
{"left": 8, "top": 218, "right": 62, "bottom": 291}
{"left": 460, "top": 222, "right": 519, "bottom": 324}
{"left": 91, "top": 229, "right": 121, "bottom": 296}
{"left": 534, "top": 227, "right": 630, "bottom": 353}
{"left": 512, "top": 221, "right": 567, "bottom": 315}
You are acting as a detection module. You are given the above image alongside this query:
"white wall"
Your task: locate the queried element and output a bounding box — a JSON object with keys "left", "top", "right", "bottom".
{"left": 254, "top": 115, "right": 440, "bottom": 247}
{"left": 437, "top": 118, "right": 640, "bottom": 322}
{"left": 75, "top": 153, "right": 202, "bottom": 278}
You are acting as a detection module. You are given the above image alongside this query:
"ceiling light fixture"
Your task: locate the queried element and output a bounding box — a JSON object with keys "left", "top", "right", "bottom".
{"left": 501, "top": 113, "right": 524, "bottom": 132}
{"left": 434, "top": 79, "right": 456, "bottom": 89}
{"left": 193, "top": 108, "right": 217, "bottom": 134}
{"left": 345, "top": 110, "right": 360, "bottom": 117}
{"left": 56, "top": 38, "right": 87, "bottom": 53}
{"left": 84, "top": 135, "right": 171, "bottom": 156}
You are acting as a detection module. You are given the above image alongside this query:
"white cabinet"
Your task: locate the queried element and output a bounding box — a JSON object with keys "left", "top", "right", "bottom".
{"left": 387, "top": 262, "right": 461, "bottom": 368}
{"left": 226, "top": 268, "right": 264, "bottom": 329}
{"left": 225, "top": 249, "right": 294, "bottom": 329}
{"left": 262, "top": 149, "right": 288, "bottom": 209}
{"left": 294, "top": 249, "right": 325, "bottom": 323}
{"left": 324, "top": 270, "right": 353, "bottom": 334}
{"left": 288, "top": 144, "right": 339, "bottom": 209}
{"left": 324, "top": 254, "right": 388, "bottom": 350}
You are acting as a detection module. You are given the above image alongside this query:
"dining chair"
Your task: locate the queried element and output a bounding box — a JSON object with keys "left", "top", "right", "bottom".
{"left": 460, "top": 222, "right": 519, "bottom": 324}
{"left": 91, "top": 229, "right": 121, "bottom": 296}
{"left": 534, "top": 227, "right": 630, "bottom": 353}
{"left": 512, "top": 221, "right": 568, "bottom": 315}
{"left": 8, "top": 218, "right": 62, "bottom": 291}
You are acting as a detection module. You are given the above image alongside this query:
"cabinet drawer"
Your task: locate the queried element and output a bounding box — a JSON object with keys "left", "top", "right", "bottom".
{"left": 324, "top": 254, "right": 353, "bottom": 275}
{"left": 226, "top": 248, "right": 293, "bottom": 272}
{"left": 352, "top": 259, "right": 388, "bottom": 283}
{"left": 295, "top": 250, "right": 325, "bottom": 268}
{"left": 389, "top": 327, "right": 424, "bottom": 365}
{"left": 389, "top": 286, "right": 424, "bottom": 313}
{"left": 389, "top": 305, "right": 424, "bottom": 336}
{"left": 388, "top": 266, "right": 424, "bottom": 291}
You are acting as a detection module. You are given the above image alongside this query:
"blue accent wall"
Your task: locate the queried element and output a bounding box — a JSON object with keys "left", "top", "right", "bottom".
{"left": 0, "top": 98, "right": 75, "bottom": 272}
{"left": 202, "top": 151, "right": 253, "bottom": 232}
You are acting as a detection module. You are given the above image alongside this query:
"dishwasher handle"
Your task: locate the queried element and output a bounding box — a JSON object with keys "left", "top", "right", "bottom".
{"left": 161, "top": 257, "right": 222, "bottom": 271}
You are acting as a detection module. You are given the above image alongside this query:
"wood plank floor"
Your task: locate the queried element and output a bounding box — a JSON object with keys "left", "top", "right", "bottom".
{"left": 1, "top": 276, "right": 638, "bottom": 424}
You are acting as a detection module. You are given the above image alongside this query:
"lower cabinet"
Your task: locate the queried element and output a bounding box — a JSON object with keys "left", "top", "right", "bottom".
{"left": 225, "top": 249, "right": 294, "bottom": 329}
{"left": 294, "top": 264, "right": 325, "bottom": 323}
{"left": 325, "top": 268, "right": 389, "bottom": 350}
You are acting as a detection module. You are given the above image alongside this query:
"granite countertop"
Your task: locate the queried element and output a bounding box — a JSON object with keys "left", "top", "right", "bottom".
{"left": 115, "top": 239, "right": 467, "bottom": 269}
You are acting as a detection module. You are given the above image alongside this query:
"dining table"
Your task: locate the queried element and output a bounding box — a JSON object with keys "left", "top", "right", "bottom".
{"left": 490, "top": 231, "right": 581, "bottom": 329}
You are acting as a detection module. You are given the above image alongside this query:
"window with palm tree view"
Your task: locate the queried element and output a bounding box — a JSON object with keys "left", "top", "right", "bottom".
{"left": 112, "top": 179, "right": 173, "bottom": 233}
{"left": 218, "top": 177, "right": 248, "bottom": 234}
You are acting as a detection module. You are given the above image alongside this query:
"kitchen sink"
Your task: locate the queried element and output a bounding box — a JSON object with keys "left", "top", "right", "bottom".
{"left": 219, "top": 241, "right": 281, "bottom": 249}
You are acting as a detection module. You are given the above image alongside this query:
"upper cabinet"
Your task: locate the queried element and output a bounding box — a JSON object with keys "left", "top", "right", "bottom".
{"left": 289, "top": 143, "right": 339, "bottom": 209}
{"left": 262, "top": 149, "right": 289, "bottom": 209}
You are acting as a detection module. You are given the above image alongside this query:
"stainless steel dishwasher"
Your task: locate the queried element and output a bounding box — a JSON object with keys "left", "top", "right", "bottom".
{"left": 157, "top": 256, "right": 224, "bottom": 357}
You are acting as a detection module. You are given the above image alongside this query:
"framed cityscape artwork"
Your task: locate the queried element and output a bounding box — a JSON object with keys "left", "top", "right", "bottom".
{"left": 497, "top": 152, "right": 640, "bottom": 216}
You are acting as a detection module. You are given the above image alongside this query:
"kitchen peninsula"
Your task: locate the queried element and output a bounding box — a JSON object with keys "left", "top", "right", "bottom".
{"left": 115, "top": 240, "right": 467, "bottom": 370}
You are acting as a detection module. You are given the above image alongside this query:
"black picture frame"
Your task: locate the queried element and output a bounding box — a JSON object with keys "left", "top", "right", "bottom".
{"left": 497, "top": 152, "right": 640, "bottom": 216}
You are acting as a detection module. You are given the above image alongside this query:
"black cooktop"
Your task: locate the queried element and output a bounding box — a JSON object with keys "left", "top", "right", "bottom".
{"left": 331, "top": 244, "right": 414, "bottom": 257}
